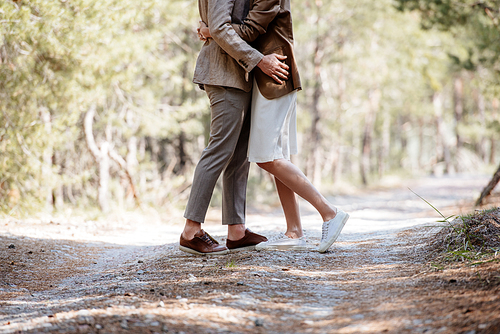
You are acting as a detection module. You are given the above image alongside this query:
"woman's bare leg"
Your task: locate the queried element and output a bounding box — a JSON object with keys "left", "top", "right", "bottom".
{"left": 258, "top": 159, "right": 337, "bottom": 222}
{"left": 274, "top": 177, "right": 304, "bottom": 238}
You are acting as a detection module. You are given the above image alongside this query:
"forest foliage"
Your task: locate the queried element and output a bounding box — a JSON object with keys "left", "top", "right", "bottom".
{"left": 1, "top": 0, "right": 499, "bottom": 216}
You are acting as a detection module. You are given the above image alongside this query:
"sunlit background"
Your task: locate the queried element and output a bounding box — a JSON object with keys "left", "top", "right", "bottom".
{"left": 1, "top": 0, "right": 499, "bottom": 217}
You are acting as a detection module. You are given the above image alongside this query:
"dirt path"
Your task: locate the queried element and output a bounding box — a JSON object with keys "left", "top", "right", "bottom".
{"left": 1, "top": 174, "right": 499, "bottom": 333}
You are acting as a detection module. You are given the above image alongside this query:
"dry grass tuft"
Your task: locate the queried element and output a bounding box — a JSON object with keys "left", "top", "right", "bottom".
{"left": 427, "top": 207, "right": 500, "bottom": 263}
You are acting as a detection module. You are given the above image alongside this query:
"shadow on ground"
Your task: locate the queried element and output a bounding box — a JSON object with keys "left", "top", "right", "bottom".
{"left": 1, "top": 225, "right": 500, "bottom": 334}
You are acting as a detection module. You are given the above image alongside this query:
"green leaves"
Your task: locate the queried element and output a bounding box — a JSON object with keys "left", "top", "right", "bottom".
{"left": 395, "top": 0, "right": 500, "bottom": 75}
{"left": 0, "top": 0, "right": 205, "bottom": 215}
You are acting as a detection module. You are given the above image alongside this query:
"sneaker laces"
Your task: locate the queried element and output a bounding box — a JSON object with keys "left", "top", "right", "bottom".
{"left": 199, "top": 232, "right": 219, "bottom": 245}
{"left": 267, "top": 233, "right": 306, "bottom": 243}
{"left": 266, "top": 232, "right": 287, "bottom": 243}
{"left": 321, "top": 222, "right": 329, "bottom": 242}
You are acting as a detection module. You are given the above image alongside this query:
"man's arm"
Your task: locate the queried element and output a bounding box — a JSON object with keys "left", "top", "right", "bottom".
{"left": 199, "top": 20, "right": 289, "bottom": 83}
{"left": 231, "top": 0, "right": 289, "bottom": 83}
{"left": 256, "top": 53, "right": 289, "bottom": 84}
{"left": 207, "top": 0, "right": 288, "bottom": 83}
{"left": 208, "top": 0, "right": 263, "bottom": 72}
{"left": 232, "top": 0, "right": 280, "bottom": 43}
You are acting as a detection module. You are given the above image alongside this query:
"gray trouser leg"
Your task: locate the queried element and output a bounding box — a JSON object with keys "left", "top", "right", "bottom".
{"left": 184, "top": 85, "right": 251, "bottom": 225}
{"left": 221, "top": 102, "right": 251, "bottom": 225}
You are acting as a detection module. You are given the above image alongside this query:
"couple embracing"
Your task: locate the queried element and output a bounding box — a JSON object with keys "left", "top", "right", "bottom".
{"left": 179, "top": 0, "right": 349, "bottom": 255}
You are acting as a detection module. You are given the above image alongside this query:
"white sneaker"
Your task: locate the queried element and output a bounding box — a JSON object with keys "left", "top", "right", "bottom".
{"left": 318, "top": 209, "right": 349, "bottom": 253}
{"left": 255, "top": 233, "right": 307, "bottom": 251}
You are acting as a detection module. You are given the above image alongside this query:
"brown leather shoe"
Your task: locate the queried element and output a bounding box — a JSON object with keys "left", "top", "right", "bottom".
{"left": 179, "top": 230, "right": 229, "bottom": 255}
{"left": 226, "top": 229, "right": 268, "bottom": 252}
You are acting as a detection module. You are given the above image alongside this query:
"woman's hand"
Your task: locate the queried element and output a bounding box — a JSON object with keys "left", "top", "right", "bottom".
{"left": 199, "top": 21, "right": 211, "bottom": 39}
{"left": 197, "top": 21, "right": 211, "bottom": 41}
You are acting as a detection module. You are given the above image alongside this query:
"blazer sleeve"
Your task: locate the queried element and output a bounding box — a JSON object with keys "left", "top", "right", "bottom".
{"left": 208, "top": 0, "right": 264, "bottom": 72}
{"left": 232, "top": 0, "right": 280, "bottom": 42}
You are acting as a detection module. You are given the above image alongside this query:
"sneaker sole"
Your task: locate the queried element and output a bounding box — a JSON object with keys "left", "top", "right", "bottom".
{"left": 256, "top": 245, "right": 308, "bottom": 251}
{"left": 228, "top": 245, "right": 256, "bottom": 252}
{"left": 318, "top": 213, "right": 350, "bottom": 253}
{"left": 179, "top": 245, "right": 229, "bottom": 256}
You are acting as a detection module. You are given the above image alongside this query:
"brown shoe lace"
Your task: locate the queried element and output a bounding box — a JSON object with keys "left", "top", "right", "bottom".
{"left": 199, "top": 232, "right": 220, "bottom": 245}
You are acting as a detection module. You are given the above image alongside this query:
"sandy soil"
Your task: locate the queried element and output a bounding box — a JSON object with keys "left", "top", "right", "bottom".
{"left": 1, "top": 174, "right": 499, "bottom": 334}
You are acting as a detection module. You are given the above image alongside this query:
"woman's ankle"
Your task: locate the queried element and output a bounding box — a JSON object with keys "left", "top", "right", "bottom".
{"left": 322, "top": 206, "right": 338, "bottom": 222}
{"left": 285, "top": 230, "right": 304, "bottom": 239}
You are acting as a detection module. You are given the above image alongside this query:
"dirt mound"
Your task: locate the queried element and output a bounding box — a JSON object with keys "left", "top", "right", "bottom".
{"left": 429, "top": 208, "right": 500, "bottom": 261}
{"left": 463, "top": 208, "right": 500, "bottom": 250}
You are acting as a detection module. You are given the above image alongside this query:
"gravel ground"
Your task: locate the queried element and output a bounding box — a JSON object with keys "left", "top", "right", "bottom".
{"left": 1, "top": 174, "right": 499, "bottom": 334}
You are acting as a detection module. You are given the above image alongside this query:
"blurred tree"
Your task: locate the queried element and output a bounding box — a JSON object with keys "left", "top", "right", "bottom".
{"left": 294, "top": 0, "right": 456, "bottom": 186}
{"left": 1, "top": 0, "right": 498, "bottom": 215}
{"left": 395, "top": 0, "right": 500, "bottom": 203}
{"left": 0, "top": 0, "right": 206, "bottom": 215}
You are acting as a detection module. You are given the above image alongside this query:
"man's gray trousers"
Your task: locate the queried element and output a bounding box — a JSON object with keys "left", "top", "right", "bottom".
{"left": 184, "top": 85, "right": 251, "bottom": 225}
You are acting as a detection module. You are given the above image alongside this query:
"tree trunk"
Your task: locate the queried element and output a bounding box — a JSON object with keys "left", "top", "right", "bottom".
{"left": 127, "top": 136, "right": 138, "bottom": 172}
{"left": 305, "top": 1, "right": 323, "bottom": 187}
{"left": 107, "top": 144, "right": 141, "bottom": 207}
{"left": 65, "top": 184, "right": 76, "bottom": 205}
{"left": 126, "top": 136, "right": 138, "bottom": 203}
{"left": 490, "top": 140, "right": 496, "bottom": 165}
{"left": 40, "top": 108, "right": 53, "bottom": 211}
{"left": 84, "top": 105, "right": 110, "bottom": 213}
{"left": 476, "top": 89, "right": 487, "bottom": 161}
{"left": 305, "top": 42, "right": 322, "bottom": 186}
{"left": 418, "top": 118, "right": 425, "bottom": 170}
{"left": 53, "top": 151, "right": 64, "bottom": 210}
{"left": 360, "top": 89, "right": 380, "bottom": 185}
{"left": 453, "top": 76, "right": 464, "bottom": 150}
{"left": 177, "top": 130, "right": 188, "bottom": 174}
{"left": 475, "top": 163, "right": 500, "bottom": 206}
{"left": 490, "top": 98, "right": 499, "bottom": 164}
{"left": 378, "top": 111, "right": 390, "bottom": 177}
{"left": 432, "top": 92, "right": 453, "bottom": 174}
{"left": 334, "top": 61, "right": 345, "bottom": 183}
{"left": 138, "top": 137, "right": 147, "bottom": 193}
{"left": 98, "top": 141, "right": 110, "bottom": 213}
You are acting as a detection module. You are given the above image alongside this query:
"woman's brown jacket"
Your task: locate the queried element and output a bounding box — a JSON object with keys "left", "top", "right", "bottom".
{"left": 232, "top": 0, "right": 301, "bottom": 100}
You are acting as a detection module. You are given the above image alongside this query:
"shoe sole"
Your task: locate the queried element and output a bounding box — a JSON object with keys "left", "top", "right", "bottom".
{"left": 179, "top": 245, "right": 229, "bottom": 256}
{"left": 228, "top": 245, "right": 256, "bottom": 252}
{"left": 255, "top": 245, "right": 308, "bottom": 251}
{"left": 318, "top": 213, "right": 350, "bottom": 253}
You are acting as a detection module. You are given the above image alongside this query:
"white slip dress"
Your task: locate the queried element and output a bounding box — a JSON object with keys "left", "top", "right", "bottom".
{"left": 247, "top": 80, "right": 298, "bottom": 163}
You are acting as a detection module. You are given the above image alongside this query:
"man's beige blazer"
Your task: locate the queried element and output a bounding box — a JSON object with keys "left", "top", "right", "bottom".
{"left": 194, "top": 0, "right": 264, "bottom": 92}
